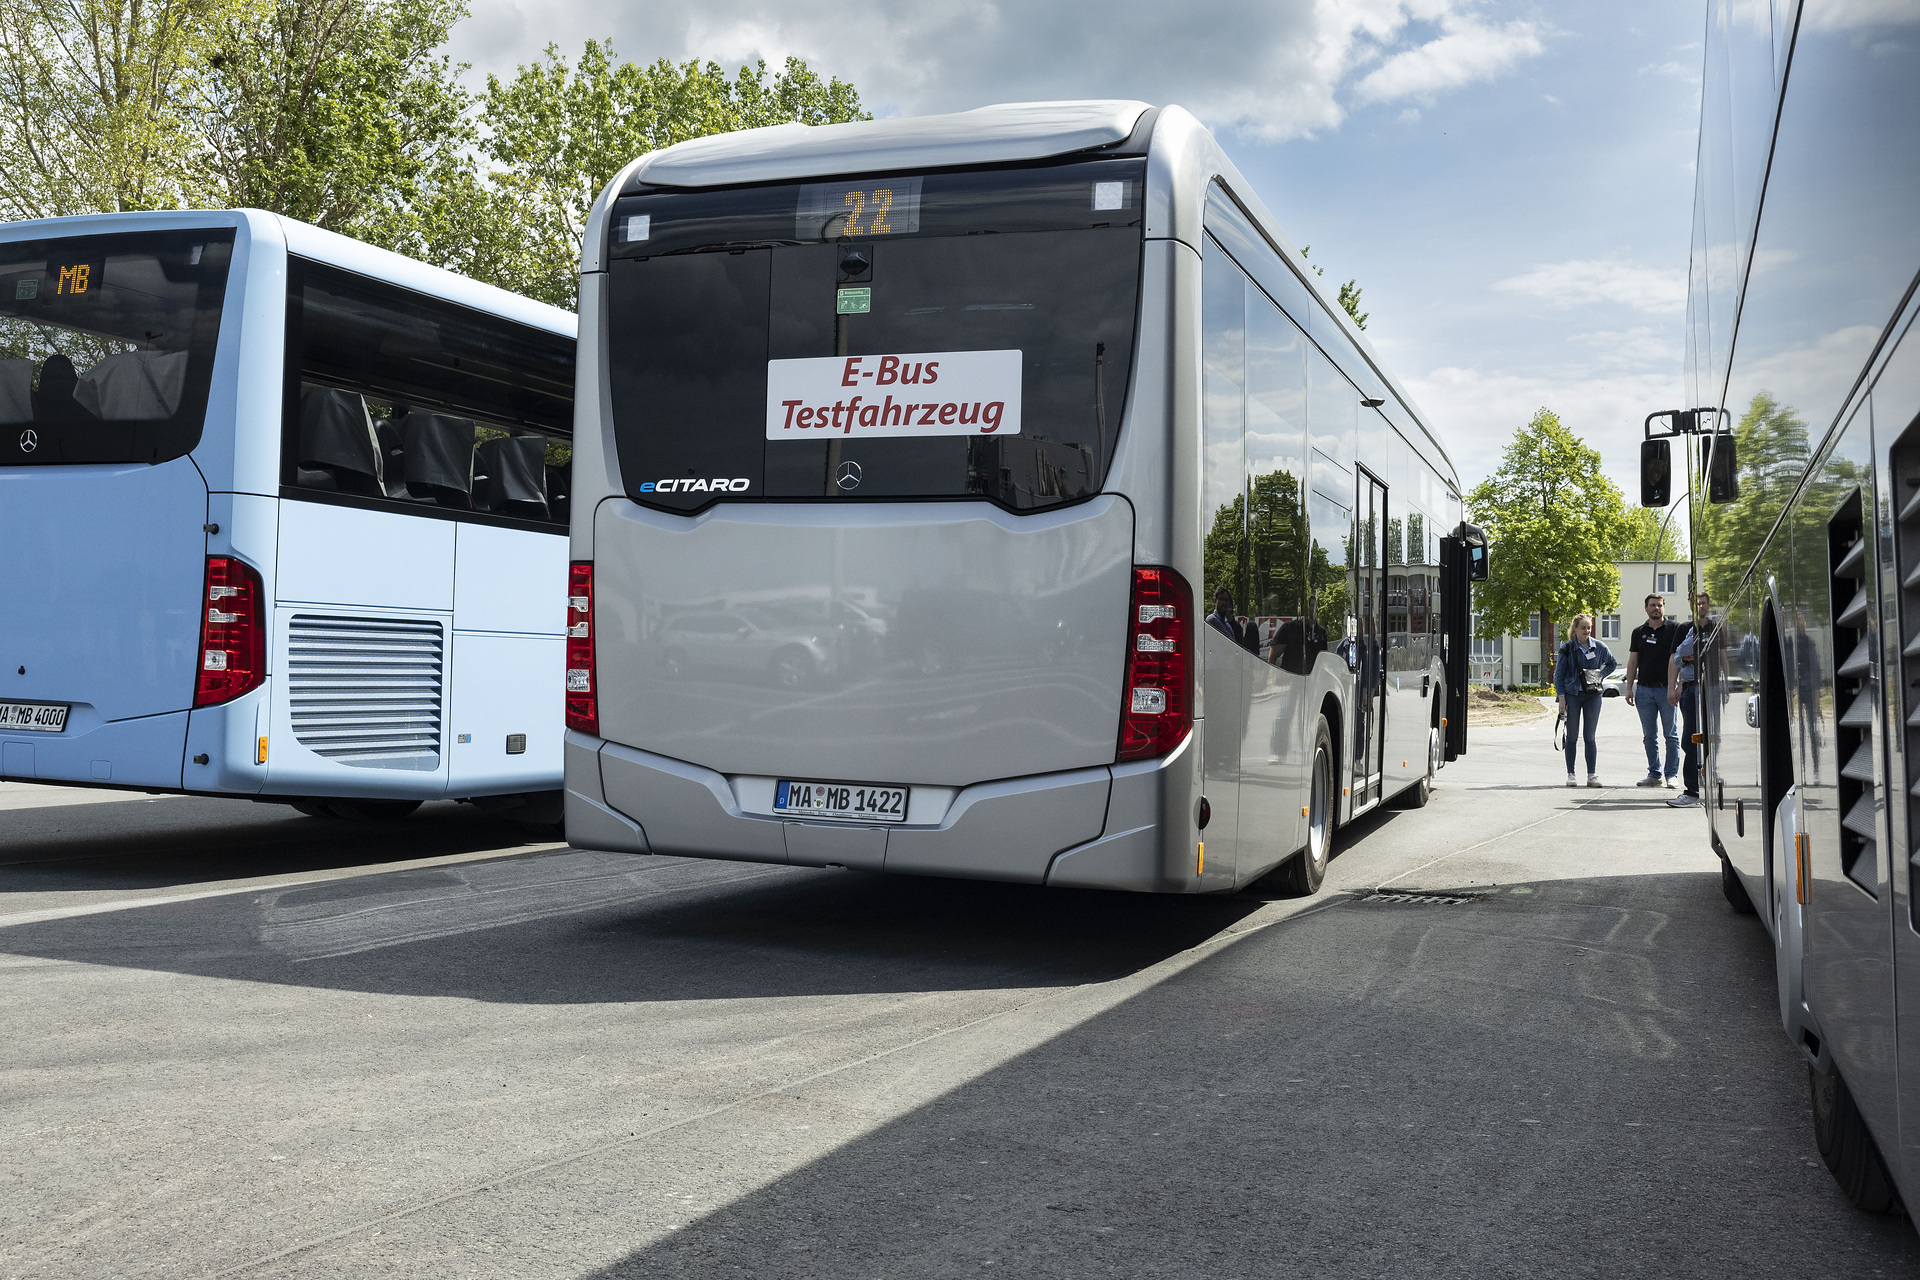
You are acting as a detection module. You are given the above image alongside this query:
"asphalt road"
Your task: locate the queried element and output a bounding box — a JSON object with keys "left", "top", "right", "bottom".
{"left": 2, "top": 705, "right": 1915, "bottom": 1279}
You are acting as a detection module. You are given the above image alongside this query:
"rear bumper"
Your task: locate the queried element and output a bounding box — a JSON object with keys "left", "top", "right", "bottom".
{"left": 0, "top": 710, "right": 188, "bottom": 790}
{"left": 565, "top": 730, "right": 1204, "bottom": 891}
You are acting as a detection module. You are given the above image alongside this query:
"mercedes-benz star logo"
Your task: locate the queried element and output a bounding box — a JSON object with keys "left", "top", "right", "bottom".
{"left": 835, "top": 460, "right": 862, "bottom": 490}
{"left": 17, "top": 429, "right": 37, "bottom": 454}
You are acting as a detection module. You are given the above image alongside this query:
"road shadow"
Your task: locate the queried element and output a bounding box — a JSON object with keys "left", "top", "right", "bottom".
{"left": 545, "top": 869, "right": 1915, "bottom": 1280}
{"left": 0, "top": 846, "right": 1265, "bottom": 1003}
{"left": 0, "top": 797, "right": 544, "bottom": 892}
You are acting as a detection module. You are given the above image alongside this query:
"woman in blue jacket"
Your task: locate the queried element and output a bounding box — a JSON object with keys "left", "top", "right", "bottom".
{"left": 1554, "top": 612, "right": 1619, "bottom": 787}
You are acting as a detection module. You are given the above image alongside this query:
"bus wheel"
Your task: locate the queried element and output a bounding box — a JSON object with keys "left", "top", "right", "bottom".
{"left": 1283, "top": 717, "right": 1336, "bottom": 895}
{"left": 1811, "top": 1064, "right": 1900, "bottom": 1212}
{"left": 288, "top": 800, "right": 340, "bottom": 820}
{"left": 1721, "top": 857, "right": 1756, "bottom": 914}
{"left": 327, "top": 799, "right": 421, "bottom": 823}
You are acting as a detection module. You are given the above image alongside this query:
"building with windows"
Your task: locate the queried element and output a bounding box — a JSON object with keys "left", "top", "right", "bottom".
{"left": 1470, "top": 560, "right": 1694, "bottom": 687}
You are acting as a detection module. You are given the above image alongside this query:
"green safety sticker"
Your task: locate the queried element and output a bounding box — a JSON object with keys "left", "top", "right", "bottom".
{"left": 836, "top": 287, "right": 871, "bottom": 315}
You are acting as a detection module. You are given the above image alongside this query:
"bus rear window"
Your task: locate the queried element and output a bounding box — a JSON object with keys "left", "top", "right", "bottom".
{"left": 605, "top": 159, "right": 1144, "bottom": 512}
{"left": 0, "top": 230, "right": 232, "bottom": 466}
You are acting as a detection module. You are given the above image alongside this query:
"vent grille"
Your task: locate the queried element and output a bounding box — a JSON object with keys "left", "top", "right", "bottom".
{"left": 288, "top": 615, "right": 444, "bottom": 771}
{"left": 1360, "top": 888, "right": 1488, "bottom": 905}
{"left": 1827, "top": 490, "right": 1878, "bottom": 898}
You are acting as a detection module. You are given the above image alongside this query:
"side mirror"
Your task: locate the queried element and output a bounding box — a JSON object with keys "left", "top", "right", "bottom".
{"left": 1641, "top": 439, "right": 1671, "bottom": 507}
{"left": 1468, "top": 544, "right": 1489, "bottom": 582}
{"left": 1707, "top": 435, "right": 1738, "bottom": 503}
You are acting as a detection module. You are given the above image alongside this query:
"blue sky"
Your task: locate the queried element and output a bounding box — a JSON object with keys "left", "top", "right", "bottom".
{"left": 446, "top": 0, "right": 1706, "bottom": 498}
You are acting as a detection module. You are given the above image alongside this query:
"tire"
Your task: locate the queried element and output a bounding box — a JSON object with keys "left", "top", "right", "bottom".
{"left": 1811, "top": 1064, "right": 1900, "bottom": 1213}
{"left": 1721, "top": 857, "right": 1757, "bottom": 915}
{"left": 288, "top": 799, "right": 340, "bottom": 819}
{"left": 1282, "top": 717, "right": 1336, "bottom": 895}
{"left": 326, "top": 799, "right": 421, "bottom": 823}
{"left": 771, "top": 648, "right": 815, "bottom": 689}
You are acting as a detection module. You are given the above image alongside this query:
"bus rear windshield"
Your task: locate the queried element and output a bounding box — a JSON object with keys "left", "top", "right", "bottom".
{"left": 604, "top": 159, "right": 1144, "bottom": 512}
{"left": 0, "top": 229, "right": 233, "bottom": 466}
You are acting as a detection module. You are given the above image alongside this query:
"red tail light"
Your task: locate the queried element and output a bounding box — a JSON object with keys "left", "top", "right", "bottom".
{"left": 1118, "top": 566, "right": 1193, "bottom": 762}
{"left": 195, "top": 556, "right": 266, "bottom": 707}
{"left": 566, "top": 561, "right": 598, "bottom": 735}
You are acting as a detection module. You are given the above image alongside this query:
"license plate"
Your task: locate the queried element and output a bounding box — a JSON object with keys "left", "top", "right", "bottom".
{"left": 0, "top": 701, "right": 68, "bottom": 733}
{"left": 774, "top": 779, "right": 909, "bottom": 823}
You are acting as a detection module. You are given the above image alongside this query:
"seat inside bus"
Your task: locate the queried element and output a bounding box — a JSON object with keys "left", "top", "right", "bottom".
{"left": 397, "top": 411, "right": 476, "bottom": 508}
{"left": 296, "top": 386, "right": 384, "bottom": 495}
{"left": 72, "top": 349, "right": 188, "bottom": 420}
{"left": 475, "top": 436, "right": 549, "bottom": 520}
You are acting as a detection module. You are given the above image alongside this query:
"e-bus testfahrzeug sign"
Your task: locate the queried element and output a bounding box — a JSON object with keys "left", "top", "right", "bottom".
{"left": 765, "top": 349, "right": 1022, "bottom": 440}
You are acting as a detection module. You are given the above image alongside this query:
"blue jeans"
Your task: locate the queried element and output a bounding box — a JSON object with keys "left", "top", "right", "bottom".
{"left": 1634, "top": 684, "right": 1679, "bottom": 778}
{"left": 1563, "top": 690, "right": 1602, "bottom": 775}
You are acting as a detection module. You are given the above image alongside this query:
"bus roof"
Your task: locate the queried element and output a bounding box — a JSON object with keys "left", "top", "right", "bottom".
{"left": 0, "top": 209, "right": 575, "bottom": 339}
{"left": 631, "top": 100, "right": 1153, "bottom": 189}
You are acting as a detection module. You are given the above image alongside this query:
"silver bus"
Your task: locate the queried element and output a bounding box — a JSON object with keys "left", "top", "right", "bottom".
{"left": 1667, "top": 0, "right": 1920, "bottom": 1221}
{"left": 563, "top": 101, "right": 1479, "bottom": 893}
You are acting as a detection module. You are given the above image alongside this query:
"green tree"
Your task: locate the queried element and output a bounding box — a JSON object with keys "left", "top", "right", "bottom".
{"left": 1693, "top": 390, "right": 1815, "bottom": 607}
{"left": 0, "top": 0, "right": 210, "bottom": 219}
{"left": 1614, "top": 505, "right": 1688, "bottom": 562}
{"left": 445, "top": 42, "right": 871, "bottom": 305}
{"left": 1298, "top": 246, "right": 1367, "bottom": 330}
{"left": 1467, "top": 407, "right": 1633, "bottom": 662}
{"left": 184, "top": 0, "right": 473, "bottom": 236}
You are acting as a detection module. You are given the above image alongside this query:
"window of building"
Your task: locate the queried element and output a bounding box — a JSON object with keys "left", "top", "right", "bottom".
{"left": 1600, "top": 613, "right": 1621, "bottom": 639}
{"left": 1656, "top": 573, "right": 1676, "bottom": 593}
{"left": 1520, "top": 662, "right": 1541, "bottom": 685}
{"left": 1469, "top": 613, "right": 1502, "bottom": 659}
{"left": 1521, "top": 615, "right": 1540, "bottom": 638}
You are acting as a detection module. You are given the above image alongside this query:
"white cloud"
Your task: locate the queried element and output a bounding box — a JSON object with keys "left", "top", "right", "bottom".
{"left": 1493, "top": 258, "right": 1689, "bottom": 314}
{"left": 445, "top": 0, "right": 1549, "bottom": 144}
{"left": 1350, "top": 12, "right": 1544, "bottom": 105}
{"left": 1570, "top": 327, "right": 1682, "bottom": 369}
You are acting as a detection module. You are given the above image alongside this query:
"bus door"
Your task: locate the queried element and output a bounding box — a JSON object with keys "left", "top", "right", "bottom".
{"left": 1355, "top": 468, "right": 1388, "bottom": 805}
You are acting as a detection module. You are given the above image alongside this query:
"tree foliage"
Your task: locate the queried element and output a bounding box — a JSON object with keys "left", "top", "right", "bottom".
{"left": 420, "top": 43, "right": 870, "bottom": 306}
{"left": 0, "top": 6, "right": 869, "bottom": 310}
{"left": 1466, "top": 408, "right": 1633, "bottom": 658}
{"left": 1298, "top": 245, "right": 1368, "bottom": 330}
{"left": 0, "top": 0, "right": 208, "bottom": 219}
{"left": 1614, "top": 504, "right": 1687, "bottom": 562}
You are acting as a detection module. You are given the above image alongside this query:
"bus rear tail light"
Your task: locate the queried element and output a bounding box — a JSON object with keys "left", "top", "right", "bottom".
{"left": 195, "top": 556, "right": 266, "bottom": 707}
{"left": 1118, "top": 566, "right": 1193, "bottom": 762}
{"left": 566, "top": 561, "right": 598, "bottom": 735}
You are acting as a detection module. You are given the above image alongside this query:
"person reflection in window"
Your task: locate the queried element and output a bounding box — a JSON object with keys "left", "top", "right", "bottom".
{"left": 1272, "top": 592, "right": 1328, "bottom": 675}
{"left": 1207, "top": 587, "right": 1257, "bottom": 653}
{"left": 33, "top": 354, "right": 89, "bottom": 423}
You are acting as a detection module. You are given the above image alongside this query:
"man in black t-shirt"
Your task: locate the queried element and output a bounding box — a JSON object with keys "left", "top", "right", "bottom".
{"left": 1623, "top": 592, "right": 1683, "bottom": 787}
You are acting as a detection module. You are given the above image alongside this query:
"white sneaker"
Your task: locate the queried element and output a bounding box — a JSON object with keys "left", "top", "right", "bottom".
{"left": 1635, "top": 775, "right": 1663, "bottom": 787}
{"left": 1566, "top": 774, "right": 1577, "bottom": 787}
{"left": 1587, "top": 775, "right": 1603, "bottom": 788}
{"left": 1663, "top": 776, "right": 1677, "bottom": 789}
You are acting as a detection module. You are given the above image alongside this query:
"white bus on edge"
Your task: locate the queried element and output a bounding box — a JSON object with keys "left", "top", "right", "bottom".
{"left": 0, "top": 210, "right": 575, "bottom": 824}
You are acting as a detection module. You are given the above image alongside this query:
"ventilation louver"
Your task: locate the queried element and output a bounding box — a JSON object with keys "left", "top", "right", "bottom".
{"left": 287, "top": 615, "right": 444, "bottom": 771}
{"left": 1827, "top": 490, "right": 1878, "bottom": 898}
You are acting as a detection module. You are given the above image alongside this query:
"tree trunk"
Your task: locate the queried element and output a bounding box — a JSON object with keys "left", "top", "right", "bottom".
{"left": 1540, "top": 609, "right": 1556, "bottom": 689}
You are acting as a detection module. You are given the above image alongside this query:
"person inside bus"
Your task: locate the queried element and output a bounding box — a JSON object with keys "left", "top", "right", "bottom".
{"left": 1554, "top": 611, "right": 1618, "bottom": 787}
{"left": 32, "top": 353, "right": 88, "bottom": 423}
{"left": 1666, "top": 591, "right": 1712, "bottom": 808}
{"left": 1623, "top": 591, "right": 1684, "bottom": 789}
{"left": 1791, "top": 607, "right": 1823, "bottom": 782}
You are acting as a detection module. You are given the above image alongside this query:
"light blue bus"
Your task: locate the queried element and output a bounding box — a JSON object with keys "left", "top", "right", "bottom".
{"left": 0, "top": 211, "right": 575, "bottom": 822}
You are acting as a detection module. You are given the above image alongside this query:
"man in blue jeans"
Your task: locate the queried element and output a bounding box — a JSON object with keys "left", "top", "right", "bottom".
{"left": 1622, "top": 592, "right": 1683, "bottom": 788}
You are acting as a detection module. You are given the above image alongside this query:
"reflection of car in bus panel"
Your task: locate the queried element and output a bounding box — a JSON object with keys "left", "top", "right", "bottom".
{"left": 563, "top": 101, "right": 1472, "bottom": 892}
{"left": 1676, "top": 2, "right": 1920, "bottom": 1225}
{"left": 0, "top": 211, "right": 575, "bottom": 823}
